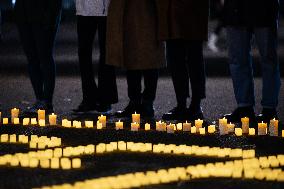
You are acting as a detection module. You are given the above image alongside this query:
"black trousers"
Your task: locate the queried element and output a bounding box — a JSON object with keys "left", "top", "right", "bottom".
{"left": 166, "top": 40, "right": 206, "bottom": 107}
{"left": 77, "top": 16, "right": 118, "bottom": 104}
{"left": 126, "top": 69, "right": 159, "bottom": 104}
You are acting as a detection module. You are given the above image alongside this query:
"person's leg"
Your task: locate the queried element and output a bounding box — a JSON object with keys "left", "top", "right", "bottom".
{"left": 254, "top": 27, "right": 281, "bottom": 121}
{"left": 97, "top": 16, "right": 118, "bottom": 106}
{"left": 162, "top": 39, "right": 189, "bottom": 120}
{"left": 186, "top": 40, "right": 206, "bottom": 119}
{"left": 77, "top": 16, "right": 98, "bottom": 104}
{"left": 141, "top": 69, "right": 159, "bottom": 117}
{"left": 17, "top": 24, "right": 44, "bottom": 102}
{"left": 225, "top": 27, "right": 255, "bottom": 122}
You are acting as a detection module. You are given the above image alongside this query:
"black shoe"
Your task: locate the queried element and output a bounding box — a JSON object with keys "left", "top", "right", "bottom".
{"left": 162, "top": 106, "right": 188, "bottom": 121}
{"left": 141, "top": 102, "right": 154, "bottom": 118}
{"left": 96, "top": 104, "right": 112, "bottom": 114}
{"left": 257, "top": 108, "right": 278, "bottom": 123}
{"left": 187, "top": 106, "right": 204, "bottom": 121}
{"left": 224, "top": 106, "right": 255, "bottom": 123}
{"left": 72, "top": 101, "right": 97, "bottom": 113}
{"left": 115, "top": 101, "right": 141, "bottom": 118}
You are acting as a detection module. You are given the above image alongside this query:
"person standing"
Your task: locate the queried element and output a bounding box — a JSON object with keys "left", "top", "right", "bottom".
{"left": 106, "top": 0, "right": 166, "bottom": 118}
{"left": 158, "top": 0, "right": 209, "bottom": 121}
{"left": 73, "top": 0, "right": 118, "bottom": 113}
{"left": 14, "top": 0, "right": 62, "bottom": 113}
{"left": 223, "top": 0, "right": 281, "bottom": 123}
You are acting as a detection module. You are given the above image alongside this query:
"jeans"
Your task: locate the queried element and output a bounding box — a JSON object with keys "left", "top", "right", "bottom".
{"left": 17, "top": 24, "right": 59, "bottom": 105}
{"left": 77, "top": 16, "right": 118, "bottom": 104}
{"left": 166, "top": 40, "right": 206, "bottom": 107}
{"left": 227, "top": 27, "right": 281, "bottom": 108}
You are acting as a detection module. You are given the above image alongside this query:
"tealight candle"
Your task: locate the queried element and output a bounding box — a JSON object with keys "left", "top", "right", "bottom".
{"left": 13, "top": 118, "right": 20, "bottom": 125}
{"left": 131, "top": 122, "right": 139, "bottom": 131}
{"left": 183, "top": 121, "right": 191, "bottom": 132}
{"left": 199, "top": 128, "right": 206, "bottom": 135}
{"left": 72, "top": 158, "right": 81, "bottom": 168}
{"left": 98, "top": 115, "right": 107, "bottom": 128}
{"left": 49, "top": 113, "right": 57, "bottom": 126}
{"left": 208, "top": 125, "right": 216, "bottom": 134}
{"left": 9, "top": 134, "right": 17, "bottom": 143}
{"left": 37, "top": 109, "right": 45, "bottom": 121}
{"left": 132, "top": 112, "right": 140, "bottom": 123}
{"left": 227, "top": 122, "right": 235, "bottom": 133}
{"left": 191, "top": 126, "right": 197, "bottom": 134}
{"left": 269, "top": 118, "right": 279, "bottom": 136}
{"left": 51, "top": 158, "right": 60, "bottom": 169}
{"left": 11, "top": 108, "right": 19, "bottom": 123}
{"left": 115, "top": 120, "right": 123, "bottom": 130}
{"left": 167, "top": 124, "right": 175, "bottom": 133}
{"left": 31, "top": 118, "right": 37, "bottom": 125}
{"left": 3, "top": 118, "right": 8, "bottom": 125}
{"left": 85, "top": 121, "right": 93, "bottom": 128}
{"left": 145, "top": 123, "right": 150, "bottom": 131}
{"left": 39, "top": 119, "right": 45, "bottom": 127}
{"left": 60, "top": 158, "right": 71, "bottom": 170}
{"left": 249, "top": 128, "right": 255, "bottom": 136}
{"left": 23, "top": 118, "right": 30, "bottom": 126}
{"left": 258, "top": 121, "right": 267, "bottom": 135}
{"left": 195, "top": 119, "right": 203, "bottom": 132}
{"left": 235, "top": 128, "right": 242, "bottom": 136}
{"left": 29, "top": 158, "right": 39, "bottom": 168}
{"left": 97, "top": 121, "right": 103, "bottom": 130}
{"left": 0, "top": 134, "right": 9, "bottom": 142}
{"left": 241, "top": 117, "right": 249, "bottom": 134}
{"left": 176, "top": 123, "right": 183, "bottom": 131}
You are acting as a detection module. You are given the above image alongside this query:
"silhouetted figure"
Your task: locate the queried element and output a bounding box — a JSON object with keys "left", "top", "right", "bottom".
{"left": 107, "top": 0, "right": 166, "bottom": 118}
{"left": 157, "top": 0, "right": 209, "bottom": 121}
{"left": 14, "top": 0, "right": 62, "bottom": 113}
{"left": 223, "top": 0, "right": 281, "bottom": 123}
{"left": 72, "top": 0, "right": 118, "bottom": 114}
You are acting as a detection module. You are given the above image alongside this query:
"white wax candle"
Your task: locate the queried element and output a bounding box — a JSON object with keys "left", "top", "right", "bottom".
{"left": 249, "top": 128, "right": 255, "bottom": 136}
{"left": 98, "top": 115, "right": 106, "bottom": 128}
{"left": 145, "top": 123, "right": 150, "bottom": 131}
{"left": 23, "top": 118, "right": 30, "bottom": 126}
{"left": 183, "top": 121, "right": 191, "bottom": 131}
{"left": 199, "top": 128, "right": 206, "bottom": 135}
{"left": 39, "top": 119, "right": 45, "bottom": 127}
{"left": 13, "top": 118, "right": 20, "bottom": 125}
{"left": 31, "top": 118, "right": 37, "bottom": 125}
{"left": 2, "top": 118, "right": 8, "bottom": 125}
{"left": 131, "top": 122, "right": 139, "bottom": 131}
{"left": 208, "top": 125, "right": 216, "bottom": 134}
{"left": 227, "top": 123, "right": 235, "bottom": 133}
{"left": 241, "top": 117, "right": 249, "bottom": 134}
{"left": 269, "top": 118, "right": 279, "bottom": 136}
{"left": 258, "top": 122, "right": 267, "bottom": 135}
{"left": 195, "top": 119, "right": 203, "bottom": 132}
{"left": 115, "top": 120, "right": 123, "bottom": 130}
{"left": 235, "top": 128, "right": 242, "bottom": 136}
{"left": 85, "top": 121, "right": 94, "bottom": 128}
{"left": 37, "top": 109, "right": 45, "bottom": 121}
{"left": 49, "top": 113, "right": 57, "bottom": 126}
{"left": 176, "top": 123, "right": 183, "bottom": 131}
{"left": 11, "top": 108, "right": 19, "bottom": 123}
{"left": 191, "top": 126, "right": 197, "bottom": 134}
{"left": 97, "top": 121, "right": 103, "bottom": 130}
{"left": 132, "top": 112, "right": 140, "bottom": 123}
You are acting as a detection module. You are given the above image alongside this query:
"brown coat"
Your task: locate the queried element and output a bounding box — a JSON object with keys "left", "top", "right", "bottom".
{"left": 106, "top": 0, "right": 166, "bottom": 70}
{"left": 156, "top": 0, "right": 209, "bottom": 41}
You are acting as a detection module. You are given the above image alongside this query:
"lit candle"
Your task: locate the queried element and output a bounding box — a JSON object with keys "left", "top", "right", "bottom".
{"left": 227, "top": 122, "right": 235, "bottom": 133}
{"left": 132, "top": 112, "right": 140, "bottom": 123}
{"left": 72, "top": 158, "right": 81, "bottom": 168}
{"left": 97, "top": 121, "right": 103, "bottom": 130}
{"left": 131, "top": 122, "right": 139, "bottom": 131}
{"left": 37, "top": 109, "right": 45, "bottom": 121}
{"left": 13, "top": 118, "right": 20, "bottom": 125}
{"left": 269, "top": 118, "right": 279, "bottom": 136}
{"left": 167, "top": 124, "right": 175, "bottom": 133}
{"left": 199, "top": 128, "right": 206, "bottom": 135}
{"left": 23, "top": 118, "right": 30, "bottom": 126}
{"left": 183, "top": 121, "right": 191, "bottom": 132}
{"left": 49, "top": 113, "right": 57, "bottom": 126}
{"left": 235, "top": 128, "right": 242, "bottom": 136}
{"left": 176, "top": 123, "right": 183, "bottom": 131}
{"left": 98, "top": 115, "right": 107, "bottom": 128}
{"left": 282, "top": 130, "right": 284, "bottom": 138}
{"left": 145, "top": 123, "right": 150, "bottom": 131}
{"left": 2, "top": 118, "right": 8, "bottom": 125}
{"left": 115, "top": 120, "right": 123, "bottom": 130}
{"left": 73, "top": 121, "right": 82, "bottom": 128}
{"left": 219, "top": 117, "right": 228, "bottom": 135}
{"left": 208, "top": 125, "right": 216, "bottom": 134}
{"left": 31, "top": 118, "right": 37, "bottom": 125}
{"left": 258, "top": 122, "right": 267, "bottom": 135}
{"left": 191, "top": 126, "right": 197, "bottom": 134}
{"left": 9, "top": 134, "right": 17, "bottom": 143}
{"left": 249, "top": 128, "right": 255, "bottom": 136}
{"left": 51, "top": 158, "right": 60, "bottom": 169}
{"left": 195, "top": 119, "right": 203, "bottom": 132}
{"left": 241, "top": 117, "right": 249, "bottom": 134}
{"left": 11, "top": 108, "right": 19, "bottom": 123}
{"left": 85, "top": 121, "right": 93, "bottom": 128}
{"left": 39, "top": 119, "right": 45, "bottom": 127}
{"left": 0, "top": 134, "right": 9, "bottom": 142}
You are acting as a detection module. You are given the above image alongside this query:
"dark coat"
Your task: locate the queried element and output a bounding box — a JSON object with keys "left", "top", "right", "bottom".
{"left": 14, "top": 0, "right": 62, "bottom": 28}
{"left": 223, "top": 0, "right": 279, "bottom": 28}
{"left": 156, "top": 0, "right": 209, "bottom": 41}
{"left": 106, "top": 0, "right": 166, "bottom": 70}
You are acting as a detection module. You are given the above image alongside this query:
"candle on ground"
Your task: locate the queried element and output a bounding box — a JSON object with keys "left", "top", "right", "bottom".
{"left": 97, "top": 121, "right": 103, "bottom": 130}
{"left": 85, "top": 121, "right": 93, "bottom": 128}
{"left": 131, "top": 122, "right": 139, "bottom": 131}
{"left": 183, "top": 121, "right": 191, "bottom": 132}
{"left": 241, "top": 117, "right": 249, "bottom": 134}
{"left": 195, "top": 119, "right": 203, "bottom": 132}
{"left": 249, "top": 128, "right": 255, "bottom": 136}
{"left": 235, "top": 128, "right": 242, "bottom": 136}
{"left": 115, "top": 120, "right": 123, "bottom": 130}
{"left": 269, "top": 118, "right": 279, "bottom": 136}
{"left": 132, "top": 112, "right": 140, "bottom": 123}
{"left": 258, "top": 122, "right": 267, "bottom": 135}
{"left": 13, "top": 118, "right": 20, "bottom": 125}
{"left": 199, "top": 128, "right": 206, "bottom": 135}
{"left": 31, "top": 118, "right": 37, "bottom": 125}
{"left": 176, "top": 123, "right": 183, "bottom": 131}
{"left": 2, "top": 118, "right": 8, "bottom": 125}
{"left": 39, "top": 119, "right": 45, "bottom": 127}
{"left": 49, "top": 113, "right": 57, "bottom": 126}
{"left": 37, "top": 109, "right": 45, "bottom": 121}
{"left": 167, "top": 124, "right": 175, "bottom": 133}
{"left": 23, "top": 118, "right": 30, "bottom": 126}
{"left": 219, "top": 117, "right": 228, "bottom": 135}
{"left": 208, "top": 125, "right": 216, "bottom": 134}
{"left": 98, "top": 115, "right": 107, "bottom": 128}
{"left": 227, "top": 122, "right": 235, "bottom": 133}
{"left": 191, "top": 126, "right": 197, "bottom": 134}
{"left": 145, "top": 123, "right": 150, "bottom": 131}
{"left": 11, "top": 108, "right": 19, "bottom": 123}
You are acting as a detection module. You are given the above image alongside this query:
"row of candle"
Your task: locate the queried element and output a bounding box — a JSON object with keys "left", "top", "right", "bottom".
{"left": 0, "top": 134, "right": 61, "bottom": 149}
{"left": 0, "top": 155, "right": 81, "bottom": 169}
{"left": 40, "top": 156, "right": 284, "bottom": 189}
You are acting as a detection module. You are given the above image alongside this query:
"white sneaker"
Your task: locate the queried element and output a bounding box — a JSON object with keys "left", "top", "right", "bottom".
{"left": 208, "top": 33, "right": 220, "bottom": 53}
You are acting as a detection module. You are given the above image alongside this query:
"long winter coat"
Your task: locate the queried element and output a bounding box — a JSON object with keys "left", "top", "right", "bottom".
{"left": 106, "top": 0, "right": 166, "bottom": 70}
{"left": 155, "top": 0, "right": 209, "bottom": 41}
{"left": 223, "top": 0, "right": 279, "bottom": 28}
{"left": 14, "top": 0, "right": 62, "bottom": 28}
